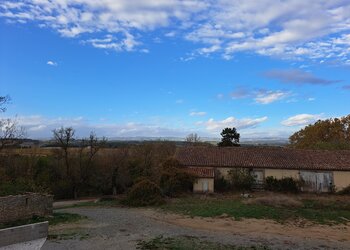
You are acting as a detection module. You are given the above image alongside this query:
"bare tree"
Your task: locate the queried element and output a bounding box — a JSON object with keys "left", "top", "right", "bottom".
{"left": 186, "top": 133, "right": 201, "bottom": 143}
{"left": 52, "top": 127, "right": 75, "bottom": 176}
{"left": 0, "top": 95, "right": 10, "bottom": 113}
{"left": 111, "top": 148, "right": 129, "bottom": 195}
{"left": 78, "top": 132, "right": 107, "bottom": 184}
{"left": 0, "top": 95, "right": 25, "bottom": 150}
{"left": 0, "top": 118, "right": 25, "bottom": 151}
{"left": 86, "top": 132, "right": 107, "bottom": 166}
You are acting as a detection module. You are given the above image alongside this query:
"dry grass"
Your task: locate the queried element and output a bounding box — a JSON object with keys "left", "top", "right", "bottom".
{"left": 162, "top": 194, "right": 350, "bottom": 224}
{"left": 243, "top": 194, "right": 303, "bottom": 208}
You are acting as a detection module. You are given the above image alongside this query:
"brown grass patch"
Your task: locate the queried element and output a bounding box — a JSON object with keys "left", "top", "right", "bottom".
{"left": 244, "top": 195, "right": 303, "bottom": 208}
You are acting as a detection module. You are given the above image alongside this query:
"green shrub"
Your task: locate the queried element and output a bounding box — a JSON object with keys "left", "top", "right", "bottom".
{"left": 0, "top": 182, "right": 28, "bottom": 196}
{"left": 265, "top": 176, "right": 300, "bottom": 193}
{"left": 0, "top": 179, "right": 47, "bottom": 197}
{"left": 124, "top": 179, "right": 164, "bottom": 206}
{"left": 228, "top": 168, "right": 255, "bottom": 191}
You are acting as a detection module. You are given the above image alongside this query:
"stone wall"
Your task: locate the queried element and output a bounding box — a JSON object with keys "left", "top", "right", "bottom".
{"left": 0, "top": 221, "right": 48, "bottom": 248}
{"left": 0, "top": 193, "right": 53, "bottom": 223}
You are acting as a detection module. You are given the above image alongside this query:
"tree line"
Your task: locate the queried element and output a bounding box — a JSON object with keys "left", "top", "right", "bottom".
{"left": 289, "top": 115, "right": 350, "bottom": 150}
{"left": 0, "top": 126, "right": 184, "bottom": 198}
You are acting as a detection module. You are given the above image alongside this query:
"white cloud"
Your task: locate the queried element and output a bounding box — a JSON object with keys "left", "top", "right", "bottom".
{"left": 198, "top": 116, "right": 268, "bottom": 133}
{"left": 281, "top": 114, "right": 322, "bottom": 127}
{"left": 254, "top": 90, "right": 290, "bottom": 104}
{"left": 198, "top": 44, "right": 221, "bottom": 55}
{"left": 2, "top": 1, "right": 350, "bottom": 63}
{"left": 229, "top": 87, "right": 291, "bottom": 104}
{"left": 189, "top": 111, "right": 206, "bottom": 116}
{"left": 4, "top": 115, "right": 195, "bottom": 139}
{"left": 165, "top": 31, "right": 176, "bottom": 37}
{"left": 47, "top": 60, "right": 57, "bottom": 66}
{"left": 1, "top": 114, "right": 300, "bottom": 140}
{"left": 175, "top": 99, "right": 184, "bottom": 104}
{"left": 185, "top": 1, "right": 350, "bottom": 64}
{"left": 0, "top": 0, "right": 207, "bottom": 52}
{"left": 83, "top": 34, "right": 139, "bottom": 52}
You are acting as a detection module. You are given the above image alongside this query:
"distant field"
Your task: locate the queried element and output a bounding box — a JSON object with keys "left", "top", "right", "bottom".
{"left": 0, "top": 147, "right": 123, "bottom": 157}
{"left": 0, "top": 148, "right": 54, "bottom": 156}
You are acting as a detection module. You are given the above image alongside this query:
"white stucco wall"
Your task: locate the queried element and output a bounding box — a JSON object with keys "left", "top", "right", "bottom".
{"left": 193, "top": 178, "right": 214, "bottom": 193}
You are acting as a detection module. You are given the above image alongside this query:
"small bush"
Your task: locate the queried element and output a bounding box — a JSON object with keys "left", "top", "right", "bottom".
{"left": 160, "top": 171, "right": 194, "bottom": 196}
{"left": 214, "top": 176, "right": 231, "bottom": 192}
{"left": 159, "top": 158, "right": 195, "bottom": 197}
{"left": 228, "top": 168, "right": 255, "bottom": 191}
{"left": 123, "top": 179, "right": 164, "bottom": 206}
{"left": 337, "top": 185, "right": 350, "bottom": 195}
{"left": 265, "top": 176, "right": 300, "bottom": 193}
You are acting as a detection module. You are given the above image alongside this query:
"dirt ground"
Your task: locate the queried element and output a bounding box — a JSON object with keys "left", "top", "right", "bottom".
{"left": 42, "top": 206, "right": 350, "bottom": 250}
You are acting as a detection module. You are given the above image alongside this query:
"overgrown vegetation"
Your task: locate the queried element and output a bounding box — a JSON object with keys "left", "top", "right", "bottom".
{"left": 162, "top": 196, "right": 350, "bottom": 225}
{"left": 0, "top": 179, "right": 47, "bottom": 196}
{"left": 227, "top": 168, "right": 255, "bottom": 191}
{"left": 0, "top": 212, "right": 86, "bottom": 229}
{"left": 138, "top": 236, "right": 270, "bottom": 250}
{"left": 1, "top": 94, "right": 177, "bottom": 200}
{"left": 264, "top": 176, "right": 300, "bottom": 193}
{"left": 0, "top": 135, "right": 177, "bottom": 199}
{"left": 214, "top": 176, "right": 231, "bottom": 192}
{"left": 123, "top": 179, "right": 165, "bottom": 206}
{"left": 159, "top": 158, "right": 195, "bottom": 196}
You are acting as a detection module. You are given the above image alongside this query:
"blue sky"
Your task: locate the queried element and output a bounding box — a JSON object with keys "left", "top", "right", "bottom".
{"left": 1, "top": 0, "right": 350, "bottom": 140}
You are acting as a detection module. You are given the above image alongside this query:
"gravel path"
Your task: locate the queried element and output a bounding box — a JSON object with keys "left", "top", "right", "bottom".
{"left": 42, "top": 207, "right": 350, "bottom": 250}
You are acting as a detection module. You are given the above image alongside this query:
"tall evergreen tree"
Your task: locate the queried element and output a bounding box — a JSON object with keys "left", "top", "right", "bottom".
{"left": 218, "top": 127, "right": 240, "bottom": 147}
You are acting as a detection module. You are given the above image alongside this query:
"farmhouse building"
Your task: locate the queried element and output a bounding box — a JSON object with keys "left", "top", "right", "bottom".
{"left": 186, "top": 167, "right": 215, "bottom": 193}
{"left": 175, "top": 147, "right": 350, "bottom": 193}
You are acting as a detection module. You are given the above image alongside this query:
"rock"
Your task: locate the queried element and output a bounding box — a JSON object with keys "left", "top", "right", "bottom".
{"left": 240, "top": 193, "right": 252, "bottom": 198}
{"left": 218, "top": 213, "right": 230, "bottom": 218}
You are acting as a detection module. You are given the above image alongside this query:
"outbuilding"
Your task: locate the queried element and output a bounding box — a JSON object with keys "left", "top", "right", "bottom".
{"left": 186, "top": 167, "right": 215, "bottom": 193}
{"left": 175, "top": 147, "right": 350, "bottom": 193}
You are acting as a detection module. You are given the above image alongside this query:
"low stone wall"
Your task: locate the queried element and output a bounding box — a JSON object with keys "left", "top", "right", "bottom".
{"left": 0, "top": 221, "right": 48, "bottom": 249}
{"left": 0, "top": 193, "right": 53, "bottom": 223}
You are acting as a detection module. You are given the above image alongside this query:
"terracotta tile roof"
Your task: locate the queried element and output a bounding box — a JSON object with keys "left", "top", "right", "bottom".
{"left": 175, "top": 147, "right": 350, "bottom": 171}
{"left": 186, "top": 167, "right": 215, "bottom": 178}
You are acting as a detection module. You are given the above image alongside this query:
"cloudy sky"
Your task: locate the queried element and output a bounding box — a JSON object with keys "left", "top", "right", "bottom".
{"left": 1, "top": 0, "right": 350, "bottom": 139}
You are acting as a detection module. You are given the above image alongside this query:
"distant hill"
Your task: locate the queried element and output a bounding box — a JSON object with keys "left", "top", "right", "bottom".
{"left": 22, "top": 136, "right": 288, "bottom": 148}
